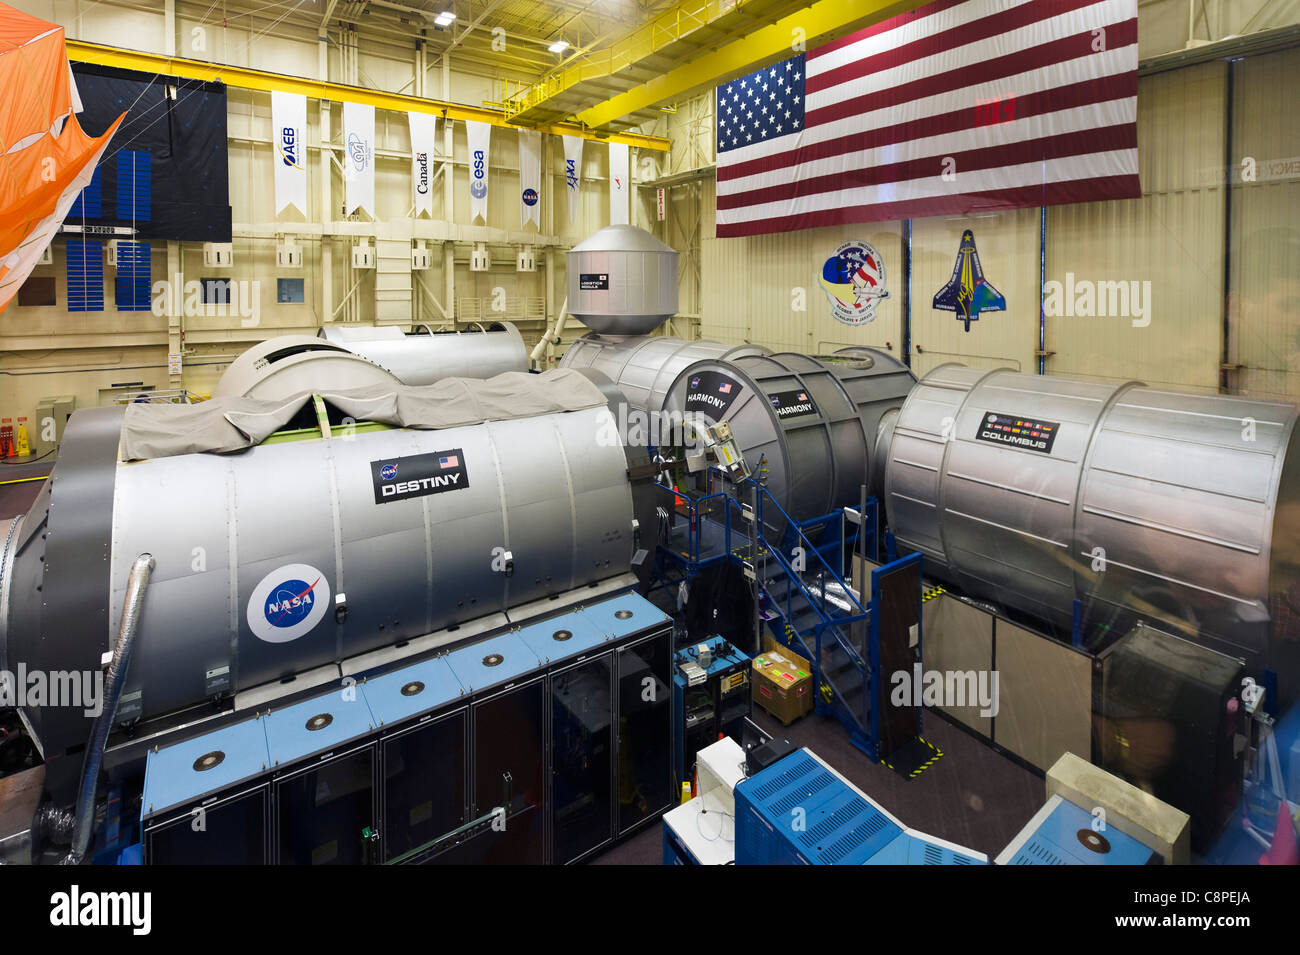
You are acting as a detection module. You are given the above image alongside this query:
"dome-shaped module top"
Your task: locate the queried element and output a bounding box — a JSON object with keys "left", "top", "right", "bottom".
{"left": 567, "top": 224, "right": 679, "bottom": 336}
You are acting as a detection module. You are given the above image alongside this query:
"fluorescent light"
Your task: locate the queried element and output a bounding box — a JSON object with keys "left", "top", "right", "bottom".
{"left": 433, "top": 11, "right": 456, "bottom": 26}
{"left": 548, "top": 40, "right": 569, "bottom": 53}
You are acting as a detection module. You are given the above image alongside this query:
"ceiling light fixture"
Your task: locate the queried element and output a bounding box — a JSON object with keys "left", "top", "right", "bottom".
{"left": 548, "top": 40, "right": 569, "bottom": 53}
{"left": 433, "top": 11, "right": 456, "bottom": 27}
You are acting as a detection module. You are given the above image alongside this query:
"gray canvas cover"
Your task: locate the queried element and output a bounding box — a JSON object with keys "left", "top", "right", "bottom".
{"left": 121, "top": 369, "right": 608, "bottom": 461}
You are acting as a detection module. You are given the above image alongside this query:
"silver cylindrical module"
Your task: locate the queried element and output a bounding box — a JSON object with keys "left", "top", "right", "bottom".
{"left": 883, "top": 364, "right": 1300, "bottom": 677}
{"left": 660, "top": 349, "right": 916, "bottom": 530}
{"left": 318, "top": 322, "right": 528, "bottom": 384}
{"left": 559, "top": 333, "right": 770, "bottom": 414}
{"left": 566, "top": 225, "right": 679, "bottom": 336}
{"left": 1, "top": 400, "right": 638, "bottom": 773}
{"left": 215, "top": 335, "right": 401, "bottom": 400}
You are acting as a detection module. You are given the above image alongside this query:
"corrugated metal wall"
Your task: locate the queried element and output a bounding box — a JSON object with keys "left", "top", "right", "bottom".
{"left": 910, "top": 208, "right": 1040, "bottom": 377}
{"left": 1047, "top": 62, "right": 1227, "bottom": 392}
{"left": 1228, "top": 46, "right": 1300, "bottom": 401}
{"left": 690, "top": 53, "right": 1300, "bottom": 398}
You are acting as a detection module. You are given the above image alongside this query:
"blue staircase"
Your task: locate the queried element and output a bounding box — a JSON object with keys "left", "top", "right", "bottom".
{"left": 750, "top": 492, "right": 881, "bottom": 759}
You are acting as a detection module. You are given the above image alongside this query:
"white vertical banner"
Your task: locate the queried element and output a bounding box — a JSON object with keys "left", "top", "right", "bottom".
{"left": 271, "top": 91, "right": 307, "bottom": 216}
{"left": 517, "top": 129, "right": 542, "bottom": 229}
{"left": 562, "top": 135, "right": 584, "bottom": 223}
{"left": 465, "top": 120, "right": 492, "bottom": 223}
{"left": 608, "top": 141, "right": 629, "bottom": 225}
{"left": 343, "top": 101, "right": 375, "bottom": 216}
{"left": 656, "top": 187, "right": 665, "bottom": 222}
{"left": 408, "top": 112, "right": 437, "bottom": 218}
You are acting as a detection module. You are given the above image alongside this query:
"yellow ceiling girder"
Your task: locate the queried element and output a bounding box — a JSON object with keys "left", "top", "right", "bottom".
{"left": 505, "top": 0, "right": 734, "bottom": 119}
{"left": 65, "top": 40, "right": 671, "bottom": 151}
{"left": 574, "top": 0, "right": 920, "bottom": 130}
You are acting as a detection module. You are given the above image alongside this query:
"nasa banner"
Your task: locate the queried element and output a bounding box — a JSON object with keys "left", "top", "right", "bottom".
{"left": 408, "top": 112, "right": 437, "bottom": 218}
{"left": 465, "top": 120, "right": 491, "bottom": 223}
{"left": 608, "top": 141, "right": 629, "bottom": 225}
{"left": 343, "top": 101, "right": 375, "bottom": 216}
{"left": 518, "top": 129, "right": 541, "bottom": 229}
{"left": 271, "top": 91, "right": 307, "bottom": 216}
{"left": 562, "top": 135, "right": 583, "bottom": 223}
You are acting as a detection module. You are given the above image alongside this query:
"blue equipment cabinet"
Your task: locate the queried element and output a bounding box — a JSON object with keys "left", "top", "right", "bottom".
{"left": 139, "top": 591, "right": 674, "bottom": 865}
{"left": 734, "top": 748, "right": 986, "bottom": 865}
{"left": 996, "top": 795, "right": 1161, "bottom": 865}
{"left": 673, "top": 636, "right": 751, "bottom": 788}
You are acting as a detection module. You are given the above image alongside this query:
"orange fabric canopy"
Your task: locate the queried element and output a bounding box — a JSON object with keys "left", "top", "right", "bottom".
{"left": 0, "top": 2, "right": 122, "bottom": 313}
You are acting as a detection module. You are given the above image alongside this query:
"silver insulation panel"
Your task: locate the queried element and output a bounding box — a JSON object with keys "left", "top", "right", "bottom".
{"left": 559, "top": 333, "right": 770, "bottom": 414}
{"left": 660, "top": 349, "right": 916, "bottom": 530}
{"left": 3, "top": 404, "right": 637, "bottom": 733}
{"left": 318, "top": 322, "right": 527, "bottom": 384}
{"left": 883, "top": 364, "right": 1300, "bottom": 668}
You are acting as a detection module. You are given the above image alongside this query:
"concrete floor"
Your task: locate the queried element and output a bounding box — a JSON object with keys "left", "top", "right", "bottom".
{"left": 0, "top": 460, "right": 48, "bottom": 521}
{"left": 593, "top": 700, "right": 1044, "bottom": 865}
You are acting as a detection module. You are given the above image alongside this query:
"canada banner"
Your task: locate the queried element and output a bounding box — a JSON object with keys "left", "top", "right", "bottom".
{"left": 408, "top": 111, "right": 437, "bottom": 218}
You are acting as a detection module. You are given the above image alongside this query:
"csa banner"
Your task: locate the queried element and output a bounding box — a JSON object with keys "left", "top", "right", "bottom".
{"left": 562, "top": 135, "right": 583, "bottom": 223}
{"left": 518, "top": 129, "right": 541, "bottom": 229}
{"left": 343, "top": 101, "right": 375, "bottom": 216}
{"left": 271, "top": 91, "right": 307, "bottom": 216}
{"left": 408, "top": 112, "right": 437, "bottom": 218}
{"left": 465, "top": 120, "right": 491, "bottom": 223}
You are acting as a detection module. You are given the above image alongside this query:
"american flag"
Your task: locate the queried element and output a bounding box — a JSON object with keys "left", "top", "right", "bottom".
{"left": 719, "top": 382, "right": 732, "bottom": 394}
{"left": 439, "top": 454, "right": 459, "bottom": 469}
{"left": 715, "top": 0, "right": 1139, "bottom": 238}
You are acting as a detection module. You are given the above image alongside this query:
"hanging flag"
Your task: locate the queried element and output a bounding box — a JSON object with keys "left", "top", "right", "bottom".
{"left": 562, "top": 135, "right": 584, "bottom": 223}
{"left": 714, "top": 0, "right": 1140, "bottom": 237}
{"left": 518, "top": 129, "right": 542, "bottom": 229}
{"left": 608, "top": 141, "right": 629, "bottom": 225}
{"left": 465, "top": 120, "right": 491, "bottom": 223}
{"left": 409, "top": 112, "right": 437, "bottom": 217}
{"left": 271, "top": 91, "right": 307, "bottom": 216}
{"left": 343, "top": 101, "right": 375, "bottom": 216}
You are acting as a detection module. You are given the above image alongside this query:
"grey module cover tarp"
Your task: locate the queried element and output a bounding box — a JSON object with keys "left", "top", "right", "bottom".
{"left": 121, "top": 369, "right": 608, "bottom": 461}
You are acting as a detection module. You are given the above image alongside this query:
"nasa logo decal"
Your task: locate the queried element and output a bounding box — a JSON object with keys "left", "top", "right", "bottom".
{"left": 522, "top": 187, "right": 539, "bottom": 206}
{"left": 247, "top": 563, "right": 331, "bottom": 644}
{"left": 380, "top": 463, "right": 398, "bottom": 480}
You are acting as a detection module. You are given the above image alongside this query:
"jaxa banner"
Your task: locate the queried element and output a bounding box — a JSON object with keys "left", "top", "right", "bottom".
{"left": 465, "top": 120, "right": 491, "bottom": 223}
{"left": 608, "top": 141, "right": 629, "bottom": 225}
{"left": 518, "top": 129, "right": 541, "bottom": 229}
{"left": 271, "top": 91, "right": 307, "bottom": 216}
{"left": 343, "top": 101, "right": 375, "bottom": 216}
{"left": 562, "top": 135, "right": 583, "bottom": 223}
{"left": 408, "top": 112, "right": 437, "bottom": 218}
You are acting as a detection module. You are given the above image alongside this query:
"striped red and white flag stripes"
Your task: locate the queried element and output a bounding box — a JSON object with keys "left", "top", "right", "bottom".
{"left": 714, "top": 0, "right": 1140, "bottom": 238}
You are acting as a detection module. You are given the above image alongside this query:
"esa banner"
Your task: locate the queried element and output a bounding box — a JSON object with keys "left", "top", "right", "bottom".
{"left": 562, "top": 135, "right": 583, "bottom": 223}
{"left": 408, "top": 112, "right": 437, "bottom": 218}
{"left": 343, "top": 101, "right": 375, "bottom": 216}
{"left": 271, "top": 91, "right": 307, "bottom": 216}
{"left": 608, "top": 141, "right": 629, "bottom": 225}
{"left": 465, "top": 120, "right": 491, "bottom": 223}
{"left": 518, "top": 129, "right": 541, "bottom": 229}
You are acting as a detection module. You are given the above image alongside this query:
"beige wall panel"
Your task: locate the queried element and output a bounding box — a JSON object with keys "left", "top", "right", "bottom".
{"left": 701, "top": 222, "right": 904, "bottom": 358}
{"left": 993, "top": 622, "right": 1093, "bottom": 772}
{"left": 1228, "top": 47, "right": 1300, "bottom": 401}
{"left": 921, "top": 595, "right": 995, "bottom": 738}
{"left": 1046, "top": 63, "right": 1227, "bottom": 391}
{"left": 910, "top": 208, "right": 1040, "bottom": 377}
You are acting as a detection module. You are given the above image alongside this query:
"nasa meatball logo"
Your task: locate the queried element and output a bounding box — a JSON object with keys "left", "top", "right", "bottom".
{"left": 380, "top": 463, "right": 398, "bottom": 480}
{"left": 522, "top": 188, "right": 538, "bottom": 207}
{"left": 247, "top": 563, "right": 331, "bottom": 644}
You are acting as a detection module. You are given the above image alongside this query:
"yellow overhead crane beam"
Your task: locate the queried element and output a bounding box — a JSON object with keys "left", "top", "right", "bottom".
{"left": 572, "top": 0, "right": 921, "bottom": 130}
{"left": 64, "top": 40, "right": 671, "bottom": 151}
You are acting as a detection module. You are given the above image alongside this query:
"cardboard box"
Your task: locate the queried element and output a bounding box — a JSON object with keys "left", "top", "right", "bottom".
{"left": 752, "top": 635, "right": 814, "bottom": 725}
